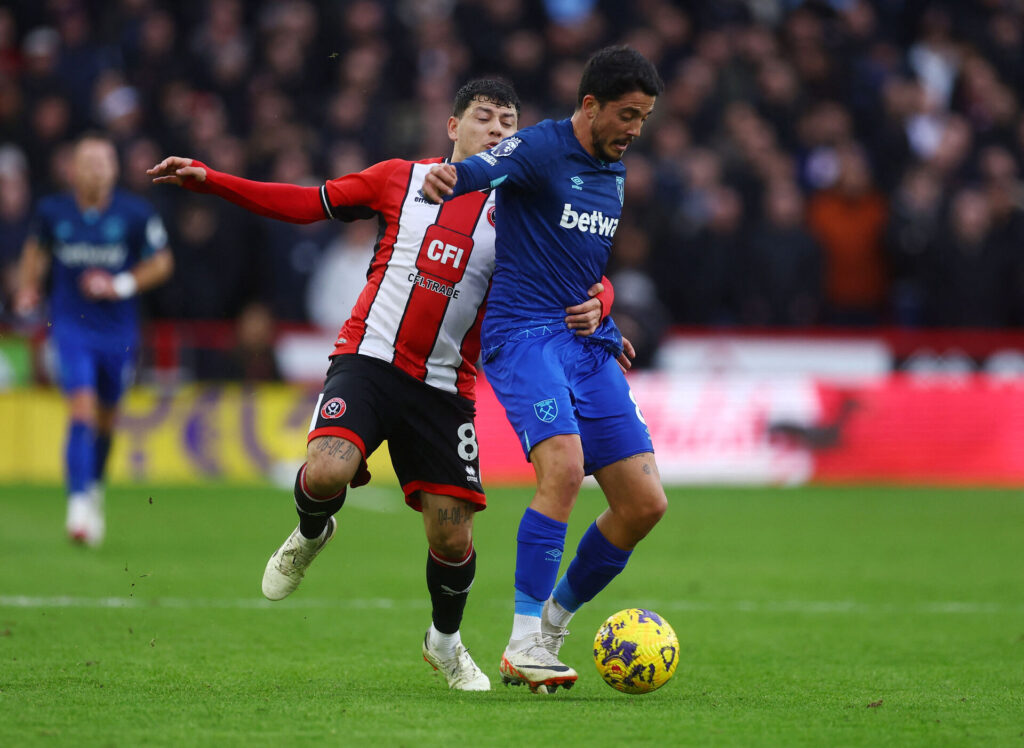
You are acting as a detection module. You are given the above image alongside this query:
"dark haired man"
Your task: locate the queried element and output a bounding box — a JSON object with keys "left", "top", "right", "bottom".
{"left": 150, "top": 79, "right": 614, "bottom": 690}
{"left": 422, "top": 47, "right": 666, "bottom": 693}
{"left": 15, "top": 132, "right": 173, "bottom": 547}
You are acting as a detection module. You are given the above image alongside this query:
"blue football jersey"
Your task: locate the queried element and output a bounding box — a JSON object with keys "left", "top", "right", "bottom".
{"left": 451, "top": 118, "right": 624, "bottom": 353}
{"left": 29, "top": 189, "right": 168, "bottom": 348}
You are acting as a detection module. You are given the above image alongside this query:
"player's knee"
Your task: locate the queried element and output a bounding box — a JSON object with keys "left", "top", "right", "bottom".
{"left": 304, "top": 450, "right": 355, "bottom": 496}
{"left": 612, "top": 490, "right": 666, "bottom": 543}
{"left": 534, "top": 447, "right": 585, "bottom": 500}
{"left": 431, "top": 525, "right": 473, "bottom": 560}
{"left": 641, "top": 491, "right": 668, "bottom": 530}
{"left": 543, "top": 461, "right": 584, "bottom": 492}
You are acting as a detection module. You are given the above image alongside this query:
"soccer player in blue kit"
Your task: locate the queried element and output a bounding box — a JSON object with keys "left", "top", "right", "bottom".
{"left": 15, "top": 132, "right": 173, "bottom": 546}
{"left": 421, "top": 46, "right": 667, "bottom": 692}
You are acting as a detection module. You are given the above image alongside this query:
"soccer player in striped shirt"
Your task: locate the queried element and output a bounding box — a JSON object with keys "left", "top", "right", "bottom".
{"left": 422, "top": 47, "right": 667, "bottom": 693}
{"left": 150, "top": 79, "right": 617, "bottom": 690}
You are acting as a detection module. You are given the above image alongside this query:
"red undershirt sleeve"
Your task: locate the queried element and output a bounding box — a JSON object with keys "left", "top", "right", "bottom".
{"left": 597, "top": 275, "right": 614, "bottom": 320}
{"left": 183, "top": 161, "right": 326, "bottom": 224}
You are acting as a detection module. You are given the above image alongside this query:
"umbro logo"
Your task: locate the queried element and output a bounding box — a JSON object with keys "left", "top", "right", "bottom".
{"left": 570, "top": 176, "right": 584, "bottom": 190}
{"left": 545, "top": 549, "right": 562, "bottom": 562}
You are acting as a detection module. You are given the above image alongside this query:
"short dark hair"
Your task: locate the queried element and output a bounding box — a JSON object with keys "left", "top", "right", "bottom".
{"left": 453, "top": 78, "right": 521, "bottom": 119}
{"left": 577, "top": 45, "right": 665, "bottom": 107}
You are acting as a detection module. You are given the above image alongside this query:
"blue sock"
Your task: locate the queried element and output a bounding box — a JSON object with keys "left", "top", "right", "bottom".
{"left": 66, "top": 421, "right": 95, "bottom": 495}
{"left": 93, "top": 432, "right": 112, "bottom": 484}
{"left": 514, "top": 508, "right": 568, "bottom": 616}
{"left": 553, "top": 522, "right": 632, "bottom": 613}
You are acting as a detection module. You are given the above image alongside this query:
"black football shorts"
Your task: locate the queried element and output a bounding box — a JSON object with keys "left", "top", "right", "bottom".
{"left": 308, "top": 354, "right": 485, "bottom": 510}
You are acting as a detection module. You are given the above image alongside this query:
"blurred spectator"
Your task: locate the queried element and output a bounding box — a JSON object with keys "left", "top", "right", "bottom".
{"left": 306, "top": 219, "right": 378, "bottom": 333}
{"left": 807, "top": 140, "right": 888, "bottom": 325}
{"left": 741, "top": 179, "right": 823, "bottom": 326}
{"left": 885, "top": 164, "right": 944, "bottom": 327}
{"left": 925, "top": 186, "right": 1015, "bottom": 327}
{"left": 199, "top": 301, "right": 282, "bottom": 382}
{"left": 0, "top": 144, "right": 31, "bottom": 312}
{"left": 258, "top": 147, "right": 338, "bottom": 322}
{"left": 658, "top": 183, "right": 746, "bottom": 326}
{"left": 606, "top": 222, "right": 669, "bottom": 369}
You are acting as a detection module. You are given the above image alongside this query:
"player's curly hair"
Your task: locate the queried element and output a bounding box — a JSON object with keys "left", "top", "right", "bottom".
{"left": 453, "top": 78, "right": 521, "bottom": 119}
{"left": 577, "top": 45, "right": 664, "bottom": 106}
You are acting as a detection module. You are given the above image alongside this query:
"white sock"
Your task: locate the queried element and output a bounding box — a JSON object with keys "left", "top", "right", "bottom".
{"left": 543, "top": 596, "right": 574, "bottom": 630}
{"left": 428, "top": 624, "right": 460, "bottom": 659}
{"left": 509, "top": 613, "right": 542, "bottom": 649}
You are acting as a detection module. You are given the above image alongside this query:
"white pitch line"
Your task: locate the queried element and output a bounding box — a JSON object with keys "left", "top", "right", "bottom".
{"left": 0, "top": 596, "right": 1020, "bottom": 615}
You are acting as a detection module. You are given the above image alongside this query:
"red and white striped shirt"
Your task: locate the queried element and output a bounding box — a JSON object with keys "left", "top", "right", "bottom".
{"left": 322, "top": 158, "right": 495, "bottom": 400}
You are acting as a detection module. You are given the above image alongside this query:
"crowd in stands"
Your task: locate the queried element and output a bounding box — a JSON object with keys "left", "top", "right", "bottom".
{"left": 2, "top": 0, "right": 1024, "bottom": 368}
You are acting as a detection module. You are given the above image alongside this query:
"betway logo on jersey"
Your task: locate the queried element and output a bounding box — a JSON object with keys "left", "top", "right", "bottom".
{"left": 54, "top": 242, "right": 127, "bottom": 268}
{"left": 558, "top": 204, "right": 619, "bottom": 237}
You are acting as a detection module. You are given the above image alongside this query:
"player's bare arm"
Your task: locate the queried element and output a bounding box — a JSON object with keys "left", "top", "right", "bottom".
{"left": 421, "top": 163, "right": 458, "bottom": 203}
{"left": 13, "top": 238, "right": 49, "bottom": 314}
{"left": 147, "top": 156, "right": 208, "bottom": 186}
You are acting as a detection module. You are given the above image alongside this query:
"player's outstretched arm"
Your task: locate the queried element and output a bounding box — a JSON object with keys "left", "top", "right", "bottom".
{"left": 13, "top": 238, "right": 49, "bottom": 315}
{"left": 148, "top": 156, "right": 325, "bottom": 224}
{"left": 147, "top": 156, "right": 207, "bottom": 186}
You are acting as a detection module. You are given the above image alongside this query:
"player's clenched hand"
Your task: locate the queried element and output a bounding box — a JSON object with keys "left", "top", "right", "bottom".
{"left": 79, "top": 268, "right": 117, "bottom": 300}
{"left": 421, "top": 164, "right": 457, "bottom": 203}
{"left": 147, "top": 156, "right": 207, "bottom": 186}
{"left": 616, "top": 336, "right": 636, "bottom": 373}
{"left": 565, "top": 281, "right": 605, "bottom": 336}
{"left": 13, "top": 286, "right": 41, "bottom": 316}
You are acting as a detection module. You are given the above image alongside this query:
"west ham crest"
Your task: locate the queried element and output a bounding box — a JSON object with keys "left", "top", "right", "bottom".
{"left": 533, "top": 398, "right": 558, "bottom": 423}
{"left": 616, "top": 176, "right": 625, "bottom": 206}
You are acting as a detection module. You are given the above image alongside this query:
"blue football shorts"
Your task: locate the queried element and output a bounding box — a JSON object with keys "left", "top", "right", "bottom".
{"left": 55, "top": 335, "right": 135, "bottom": 405}
{"left": 483, "top": 330, "right": 653, "bottom": 474}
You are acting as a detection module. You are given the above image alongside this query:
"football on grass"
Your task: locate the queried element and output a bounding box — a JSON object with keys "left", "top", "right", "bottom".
{"left": 593, "top": 608, "right": 678, "bottom": 694}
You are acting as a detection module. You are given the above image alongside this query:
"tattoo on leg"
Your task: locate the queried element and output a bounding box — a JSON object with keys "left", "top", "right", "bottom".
{"left": 642, "top": 463, "right": 652, "bottom": 475}
{"left": 437, "top": 506, "right": 471, "bottom": 526}
{"left": 315, "top": 437, "right": 359, "bottom": 462}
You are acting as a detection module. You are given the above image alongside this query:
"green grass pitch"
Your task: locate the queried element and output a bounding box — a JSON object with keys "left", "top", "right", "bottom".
{"left": 1, "top": 482, "right": 1021, "bottom": 746}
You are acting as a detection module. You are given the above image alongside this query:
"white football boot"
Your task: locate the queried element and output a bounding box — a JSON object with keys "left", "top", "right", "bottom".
{"left": 540, "top": 597, "right": 571, "bottom": 657}
{"left": 422, "top": 630, "right": 490, "bottom": 691}
{"left": 500, "top": 633, "right": 578, "bottom": 693}
{"left": 66, "top": 491, "right": 104, "bottom": 547}
{"left": 261, "top": 517, "right": 336, "bottom": 600}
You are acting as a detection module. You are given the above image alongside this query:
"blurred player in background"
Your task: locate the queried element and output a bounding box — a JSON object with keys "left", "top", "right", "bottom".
{"left": 422, "top": 46, "right": 665, "bottom": 693}
{"left": 15, "top": 132, "right": 173, "bottom": 547}
{"left": 149, "top": 79, "right": 616, "bottom": 691}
